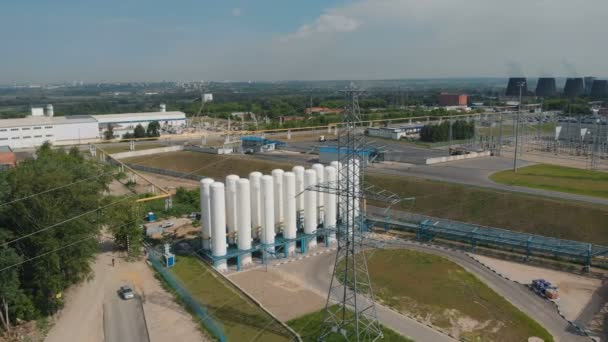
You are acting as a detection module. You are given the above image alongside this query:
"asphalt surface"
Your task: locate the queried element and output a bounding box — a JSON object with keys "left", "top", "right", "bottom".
{"left": 369, "top": 156, "right": 608, "bottom": 205}
{"left": 103, "top": 290, "right": 149, "bottom": 342}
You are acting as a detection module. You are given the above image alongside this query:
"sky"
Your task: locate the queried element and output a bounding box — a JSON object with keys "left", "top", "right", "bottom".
{"left": 1, "top": 0, "right": 606, "bottom": 83}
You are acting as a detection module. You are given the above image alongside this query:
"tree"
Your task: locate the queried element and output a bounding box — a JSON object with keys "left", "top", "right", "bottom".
{"left": 103, "top": 123, "right": 114, "bottom": 140}
{"left": 146, "top": 121, "right": 161, "bottom": 137}
{"left": 105, "top": 200, "right": 142, "bottom": 258}
{"left": 133, "top": 124, "right": 146, "bottom": 138}
{"left": 0, "top": 143, "right": 113, "bottom": 315}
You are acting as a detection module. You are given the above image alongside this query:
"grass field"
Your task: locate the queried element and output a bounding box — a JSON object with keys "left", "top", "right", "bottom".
{"left": 364, "top": 249, "right": 553, "bottom": 341}
{"left": 490, "top": 164, "right": 608, "bottom": 199}
{"left": 287, "top": 306, "right": 413, "bottom": 342}
{"left": 170, "top": 256, "right": 293, "bottom": 342}
{"left": 125, "top": 151, "right": 608, "bottom": 244}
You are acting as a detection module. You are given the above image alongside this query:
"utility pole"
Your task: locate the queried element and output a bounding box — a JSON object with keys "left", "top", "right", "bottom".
{"left": 513, "top": 81, "right": 525, "bottom": 172}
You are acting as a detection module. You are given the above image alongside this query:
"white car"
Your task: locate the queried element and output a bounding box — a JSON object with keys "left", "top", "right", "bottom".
{"left": 119, "top": 286, "right": 135, "bottom": 300}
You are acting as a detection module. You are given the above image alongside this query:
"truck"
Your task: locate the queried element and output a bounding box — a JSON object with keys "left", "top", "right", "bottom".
{"left": 530, "top": 279, "right": 559, "bottom": 299}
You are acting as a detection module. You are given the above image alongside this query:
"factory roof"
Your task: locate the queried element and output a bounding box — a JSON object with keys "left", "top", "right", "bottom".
{"left": 91, "top": 111, "right": 186, "bottom": 122}
{"left": 0, "top": 115, "right": 97, "bottom": 129}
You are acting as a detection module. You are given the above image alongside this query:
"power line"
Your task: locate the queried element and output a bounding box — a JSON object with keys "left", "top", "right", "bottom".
{"left": 1, "top": 195, "right": 134, "bottom": 247}
{"left": 0, "top": 170, "right": 116, "bottom": 208}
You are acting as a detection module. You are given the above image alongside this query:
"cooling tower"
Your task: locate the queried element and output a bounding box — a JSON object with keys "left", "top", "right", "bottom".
{"left": 563, "top": 78, "right": 585, "bottom": 97}
{"left": 505, "top": 78, "right": 528, "bottom": 97}
{"left": 535, "top": 78, "right": 557, "bottom": 97}
{"left": 590, "top": 80, "right": 608, "bottom": 98}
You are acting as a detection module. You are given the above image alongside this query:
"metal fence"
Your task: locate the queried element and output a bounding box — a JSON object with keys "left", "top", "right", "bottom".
{"left": 148, "top": 250, "right": 227, "bottom": 342}
{"left": 126, "top": 163, "right": 204, "bottom": 181}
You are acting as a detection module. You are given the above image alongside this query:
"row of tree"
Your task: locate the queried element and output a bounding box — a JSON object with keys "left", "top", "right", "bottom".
{"left": 104, "top": 121, "right": 161, "bottom": 140}
{"left": 419, "top": 120, "right": 475, "bottom": 142}
{"left": 0, "top": 144, "right": 140, "bottom": 332}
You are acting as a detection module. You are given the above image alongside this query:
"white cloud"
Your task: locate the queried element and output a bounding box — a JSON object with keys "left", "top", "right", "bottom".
{"left": 232, "top": 7, "right": 242, "bottom": 17}
{"left": 281, "top": 14, "right": 360, "bottom": 41}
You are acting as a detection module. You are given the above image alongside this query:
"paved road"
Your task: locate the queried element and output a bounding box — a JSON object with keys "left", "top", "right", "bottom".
{"left": 380, "top": 238, "right": 590, "bottom": 342}
{"left": 103, "top": 292, "right": 149, "bottom": 342}
{"left": 369, "top": 156, "right": 608, "bottom": 205}
{"left": 275, "top": 251, "right": 455, "bottom": 342}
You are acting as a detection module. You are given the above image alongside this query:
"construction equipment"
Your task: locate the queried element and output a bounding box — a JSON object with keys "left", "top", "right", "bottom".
{"left": 531, "top": 279, "right": 559, "bottom": 299}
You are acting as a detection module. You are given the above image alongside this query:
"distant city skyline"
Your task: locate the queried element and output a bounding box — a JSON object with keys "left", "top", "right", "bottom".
{"left": 1, "top": 0, "right": 607, "bottom": 83}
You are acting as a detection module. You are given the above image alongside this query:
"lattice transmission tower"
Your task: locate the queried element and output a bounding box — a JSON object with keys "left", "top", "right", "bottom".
{"left": 310, "top": 85, "right": 403, "bottom": 341}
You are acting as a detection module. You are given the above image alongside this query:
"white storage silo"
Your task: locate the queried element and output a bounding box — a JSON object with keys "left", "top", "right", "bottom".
{"left": 312, "top": 163, "right": 325, "bottom": 223}
{"left": 237, "top": 179, "right": 252, "bottom": 266}
{"left": 272, "top": 169, "right": 284, "bottom": 233}
{"left": 330, "top": 161, "right": 343, "bottom": 219}
{"left": 261, "top": 175, "right": 275, "bottom": 255}
{"left": 45, "top": 104, "right": 54, "bottom": 117}
{"left": 200, "top": 178, "right": 214, "bottom": 250}
{"left": 160, "top": 103, "right": 166, "bottom": 112}
{"left": 324, "top": 166, "right": 337, "bottom": 244}
{"left": 210, "top": 182, "right": 227, "bottom": 271}
{"left": 225, "top": 175, "right": 239, "bottom": 244}
{"left": 292, "top": 166, "right": 305, "bottom": 219}
{"left": 304, "top": 169, "right": 318, "bottom": 250}
{"left": 283, "top": 172, "right": 297, "bottom": 255}
{"left": 249, "top": 172, "right": 262, "bottom": 239}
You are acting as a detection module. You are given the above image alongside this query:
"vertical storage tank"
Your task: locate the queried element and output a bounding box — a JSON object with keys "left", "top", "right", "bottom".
{"left": 272, "top": 169, "right": 285, "bottom": 233}
{"left": 330, "top": 161, "right": 343, "bottom": 219}
{"left": 210, "top": 182, "right": 227, "bottom": 271}
{"left": 304, "top": 169, "right": 318, "bottom": 250}
{"left": 324, "top": 166, "right": 337, "bottom": 244}
{"left": 293, "top": 166, "right": 305, "bottom": 220}
{"left": 200, "top": 178, "right": 214, "bottom": 250}
{"left": 261, "top": 175, "right": 275, "bottom": 255}
{"left": 236, "top": 179, "right": 252, "bottom": 266}
{"left": 283, "top": 172, "right": 297, "bottom": 255}
{"left": 225, "top": 175, "right": 239, "bottom": 244}
{"left": 312, "top": 163, "right": 325, "bottom": 223}
{"left": 249, "top": 172, "right": 263, "bottom": 239}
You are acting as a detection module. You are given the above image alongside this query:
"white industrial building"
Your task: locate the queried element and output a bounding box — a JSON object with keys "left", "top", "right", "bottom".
{"left": 93, "top": 111, "right": 186, "bottom": 138}
{"left": 366, "top": 124, "right": 424, "bottom": 140}
{"left": 0, "top": 104, "right": 187, "bottom": 149}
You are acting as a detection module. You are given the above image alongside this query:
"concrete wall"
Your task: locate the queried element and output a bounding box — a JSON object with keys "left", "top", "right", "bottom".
{"left": 109, "top": 145, "right": 183, "bottom": 159}
{"left": 425, "top": 151, "right": 491, "bottom": 165}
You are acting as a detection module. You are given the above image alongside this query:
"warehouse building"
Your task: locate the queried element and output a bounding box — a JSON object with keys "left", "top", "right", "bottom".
{"left": 93, "top": 111, "right": 186, "bottom": 138}
{"left": 366, "top": 125, "right": 424, "bottom": 140}
{"left": 438, "top": 93, "right": 468, "bottom": 107}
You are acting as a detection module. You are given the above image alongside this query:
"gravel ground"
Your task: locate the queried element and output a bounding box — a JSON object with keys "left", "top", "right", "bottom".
{"left": 470, "top": 254, "right": 603, "bottom": 321}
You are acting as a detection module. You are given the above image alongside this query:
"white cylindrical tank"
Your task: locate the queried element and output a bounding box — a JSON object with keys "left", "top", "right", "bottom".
{"left": 249, "top": 172, "right": 263, "bottom": 239}
{"left": 283, "top": 172, "right": 297, "bottom": 255}
{"left": 200, "top": 178, "right": 214, "bottom": 250}
{"left": 272, "top": 169, "right": 284, "bottom": 233}
{"left": 304, "top": 169, "right": 318, "bottom": 250}
{"left": 261, "top": 175, "right": 275, "bottom": 256}
{"left": 312, "top": 163, "right": 325, "bottom": 223}
{"left": 225, "top": 175, "right": 239, "bottom": 244}
{"left": 210, "top": 182, "right": 227, "bottom": 271}
{"left": 160, "top": 103, "right": 166, "bottom": 112}
{"left": 236, "top": 179, "right": 252, "bottom": 266}
{"left": 324, "top": 166, "right": 337, "bottom": 244}
{"left": 330, "top": 161, "right": 343, "bottom": 219}
{"left": 350, "top": 159, "right": 361, "bottom": 221}
{"left": 293, "top": 166, "right": 305, "bottom": 219}
{"left": 45, "top": 104, "right": 54, "bottom": 117}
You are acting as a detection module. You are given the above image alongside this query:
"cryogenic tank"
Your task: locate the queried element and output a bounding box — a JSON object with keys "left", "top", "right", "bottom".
{"left": 225, "top": 175, "right": 239, "bottom": 244}
{"left": 324, "top": 166, "right": 337, "bottom": 243}
{"left": 304, "top": 169, "right": 318, "bottom": 250}
{"left": 283, "top": 172, "right": 297, "bottom": 255}
{"left": 210, "top": 182, "right": 227, "bottom": 270}
{"left": 237, "top": 179, "right": 252, "bottom": 265}
{"left": 312, "top": 163, "right": 325, "bottom": 223}
{"left": 200, "top": 178, "right": 214, "bottom": 250}
{"left": 330, "top": 161, "right": 343, "bottom": 219}
{"left": 160, "top": 103, "right": 166, "bottom": 112}
{"left": 272, "top": 169, "right": 284, "bottom": 232}
{"left": 249, "top": 171, "right": 263, "bottom": 239}
{"left": 261, "top": 175, "right": 275, "bottom": 247}
{"left": 293, "top": 166, "right": 305, "bottom": 215}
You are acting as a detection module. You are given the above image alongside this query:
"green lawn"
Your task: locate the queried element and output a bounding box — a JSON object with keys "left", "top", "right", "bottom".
{"left": 365, "top": 249, "right": 553, "bottom": 342}
{"left": 170, "top": 256, "right": 293, "bottom": 342}
{"left": 288, "top": 305, "right": 413, "bottom": 342}
{"left": 126, "top": 151, "right": 608, "bottom": 244}
{"left": 490, "top": 164, "right": 608, "bottom": 199}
